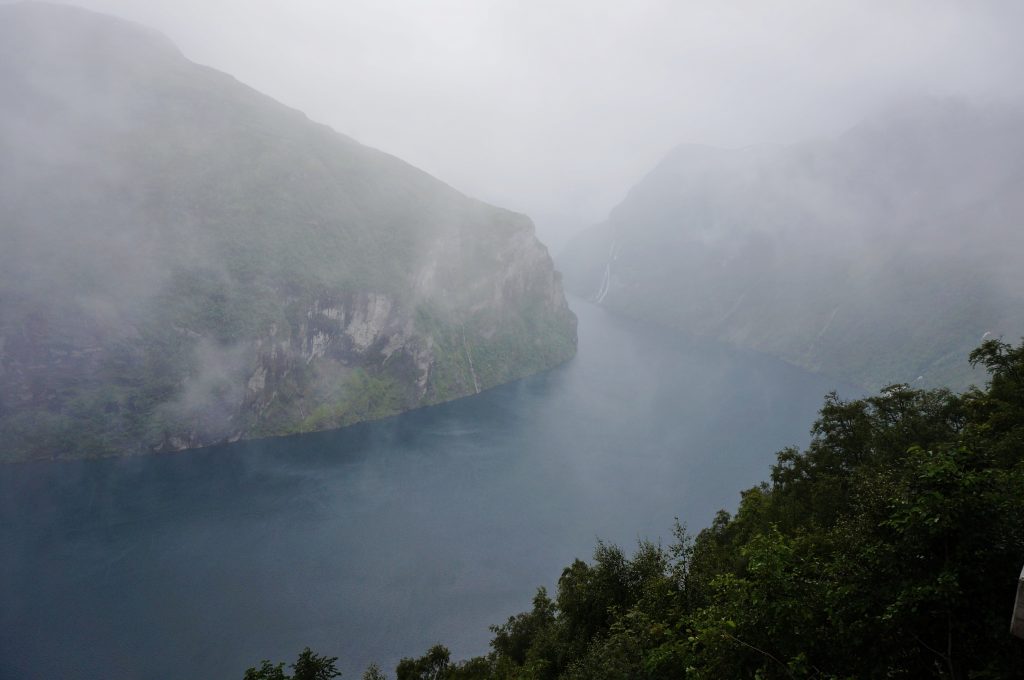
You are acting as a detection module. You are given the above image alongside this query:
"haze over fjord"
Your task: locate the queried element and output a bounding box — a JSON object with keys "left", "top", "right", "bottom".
{"left": 36, "top": 0, "right": 1024, "bottom": 249}
{"left": 4, "top": 3, "right": 1024, "bottom": 678}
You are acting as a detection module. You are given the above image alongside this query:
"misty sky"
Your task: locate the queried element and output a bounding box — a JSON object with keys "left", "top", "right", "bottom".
{"left": 22, "top": 0, "right": 1024, "bottom": 247}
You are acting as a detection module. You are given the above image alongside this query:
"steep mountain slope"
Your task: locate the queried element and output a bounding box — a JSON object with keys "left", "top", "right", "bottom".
{"left": 0, "top": 2, "right": 576, "bottom": 461}
{"left": 560, "top": 100, "right": 1024, "bottom": 390}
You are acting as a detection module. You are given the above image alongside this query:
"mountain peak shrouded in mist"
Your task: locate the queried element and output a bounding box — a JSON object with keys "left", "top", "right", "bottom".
{"left": 560, "top": 98, "right": 1024, "bottom": 391}
{"left": 0, "top": 2, "right": 577, "bottom": 461}
{"left": 2, "top": 1, "right": 182, "bottom": 58}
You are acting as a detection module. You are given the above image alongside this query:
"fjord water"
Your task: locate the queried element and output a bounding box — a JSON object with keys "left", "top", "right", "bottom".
{"left": 0, "top": 299, "right": 852, "bottom": 680}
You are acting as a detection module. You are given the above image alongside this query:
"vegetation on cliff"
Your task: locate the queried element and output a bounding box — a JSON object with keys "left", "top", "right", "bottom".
{"left": 0, "top": 3, "right": 576, "bottom": 461}
{"left": 258, "top": 338, "right": 1024, "bottom": 678}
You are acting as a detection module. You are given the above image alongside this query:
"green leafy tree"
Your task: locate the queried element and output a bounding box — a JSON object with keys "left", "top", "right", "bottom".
{"left": 292, "top": 648, "right": 342, "bottom": 680}
{"left": 396, "top": 644, "right": 451, "bottom": 680}
{"left": 244, "top": 660, "right": 288, "bottom": 680}
{"left": 362, "top": 663, "right": 387, "bottom": 680}
{"left": 243, "top": 648, "right": 340, "bottom": 680}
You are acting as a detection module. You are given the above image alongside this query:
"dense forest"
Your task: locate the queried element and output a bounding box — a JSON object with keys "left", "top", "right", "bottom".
{"left": 250, "top": 339, "right": 1024, "bottom": 679}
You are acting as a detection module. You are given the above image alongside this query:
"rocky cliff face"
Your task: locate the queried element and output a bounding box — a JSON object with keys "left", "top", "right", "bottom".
{"left": 0, "top": 3, "right": 576, "bottom": 461}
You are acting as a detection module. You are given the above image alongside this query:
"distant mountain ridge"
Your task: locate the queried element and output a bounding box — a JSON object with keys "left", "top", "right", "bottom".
{"left": 560, "top": 99, "right": 1024, "bottom": 390}
{"left": 0, "top": 2, "right": 576, "bottom": 461}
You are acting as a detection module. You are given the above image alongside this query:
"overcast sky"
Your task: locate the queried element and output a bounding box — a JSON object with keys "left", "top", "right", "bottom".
{"left": 34, "top": 0, "right": 1024, "bottom": 247}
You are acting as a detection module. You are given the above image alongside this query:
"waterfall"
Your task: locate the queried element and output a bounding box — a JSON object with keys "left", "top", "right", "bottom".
{"left": 594, "top": 240, "right": 616, "bottom": 303}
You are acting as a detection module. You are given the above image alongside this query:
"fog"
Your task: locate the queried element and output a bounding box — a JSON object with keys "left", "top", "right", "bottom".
{"left": 4, "top": 2, "right": 1024, "bottom": 676}
{"left": 21, "top": 0, "right": 1024, "bottom": 248}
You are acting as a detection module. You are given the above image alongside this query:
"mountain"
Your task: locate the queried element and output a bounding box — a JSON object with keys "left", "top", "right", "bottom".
{"left": 560, "top": 99, "right": 1024, "bottom": 391}
{"left": 0, "top": 2, "right": 576, "bottom": 461}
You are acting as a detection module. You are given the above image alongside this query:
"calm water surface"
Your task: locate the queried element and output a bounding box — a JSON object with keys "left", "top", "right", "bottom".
{"left": 0, "top": 299, "right": 853, "bottom": 679}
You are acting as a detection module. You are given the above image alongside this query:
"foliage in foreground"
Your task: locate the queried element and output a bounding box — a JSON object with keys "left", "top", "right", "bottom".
{"left": 244, "top": 647, "right": 341, "bottom": 680}
{"left": 251, "top": 339, "right": 1024, "bottom": 679}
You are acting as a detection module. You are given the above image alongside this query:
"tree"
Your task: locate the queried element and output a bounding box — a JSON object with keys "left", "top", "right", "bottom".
{"left": 362, "top": 663, "right": 387, "bottom": 680}
{"left": 292, "top": 647, "right": 342, "bottom": 680}
{"left": 243, "top": 648, "right": 340, "bottom": 680}
{"left": 244, "top": 661, "right": 288, "bottom": 680}
{"left": 396, "top": 644, "right": 451, "bottom": 680}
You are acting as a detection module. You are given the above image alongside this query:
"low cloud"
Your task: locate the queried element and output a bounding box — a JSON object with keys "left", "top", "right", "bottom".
{"left": 42, "top": 0, "right": 1024, "bottom": 245}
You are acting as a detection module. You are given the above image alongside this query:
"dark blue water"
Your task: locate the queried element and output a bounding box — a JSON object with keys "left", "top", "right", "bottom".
{"left": 0, "top": 300, "right": 853, "bottom": 679}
